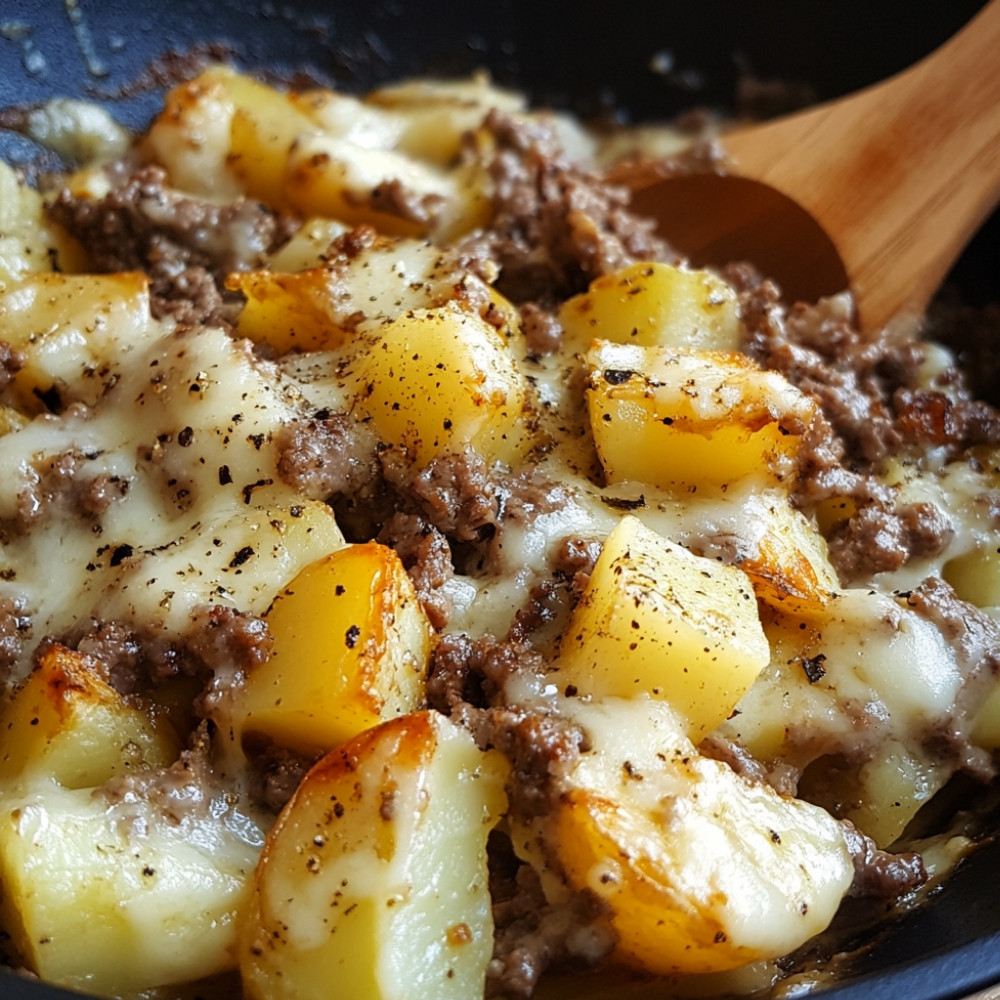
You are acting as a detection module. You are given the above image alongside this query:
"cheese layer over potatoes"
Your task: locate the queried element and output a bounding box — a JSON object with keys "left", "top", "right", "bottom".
{"left": 0, "top": 66, "right": 998, "bottom": 1000}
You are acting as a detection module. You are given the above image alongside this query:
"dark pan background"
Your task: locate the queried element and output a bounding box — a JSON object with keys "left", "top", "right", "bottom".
{"left": 1, "top": 2, "right": 999, "bottom": 998}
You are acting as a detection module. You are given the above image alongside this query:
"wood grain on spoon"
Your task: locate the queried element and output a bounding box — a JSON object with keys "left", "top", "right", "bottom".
{"left": 621, "top": 0, "right": 1000, "bottom": 331}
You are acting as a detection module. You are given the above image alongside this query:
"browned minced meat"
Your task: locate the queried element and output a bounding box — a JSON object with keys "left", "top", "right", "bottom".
{"left": 47, "top": 163, "right": 297, "bottom": 327}
{"left": 377, "top": 512, "right": 455, "bottom": 629}
{"left": 243, "top": 739, "right": 321, "bottom": 813}
{"left": 518, "top": 302, "right": 564, "bottom": 357}
{"left": 100, "top": 721, "right": 216, "bottom": 828}
{"left": 458, "top": 109, "right": 676, "bottom": 305}
{"left": 7, "top": 448, "right": 130, "bottom": 535}
{"left": 508, "top": 581, "right": 561, "bottom": 645}
{"left": 825, "top": 499, "right": 954, "bottom": 582}
{"left": 367, "top": 178, "right": 445, "bottom": 227}
{"left": 487, "top": 833, "right": 613, "bottom": 999}
{"left": 903, "top": 577, "right": 1000, "bottom": 781}
{"left": 0, "top": 596, "right": 30, "bottom": 686}
{"left": 550, "top": 534, "right": 602, "bottom": 596}
{"left": 63, "top": 605, "right": 271, "bottom": 706}
{"left": 736, "top": 285, "right": 999, "bottom": 580}
{"left": 73, "top": 619, "right": 145, "bottom": 694}
{"left": 428, "top": 633, "right": 585, "bottom": 819}
{"left": 275, "top": 412, "right": 379, "bottom": 502}
{"left": 841, "top": 821, "right": 927, "bottom": 899}
{"left": 743, "top": 284, "right": 1000, "bottom": 466}
{"left": 0, "top": 342, "right": 24, "bottom": 393}
{"left": 383, "top": 449, "right": 569, "bottom": 575}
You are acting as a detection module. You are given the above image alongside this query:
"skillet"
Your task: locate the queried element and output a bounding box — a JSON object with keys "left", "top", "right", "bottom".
{"left": 1, "top": 2, "right": 999, "bottom": 997}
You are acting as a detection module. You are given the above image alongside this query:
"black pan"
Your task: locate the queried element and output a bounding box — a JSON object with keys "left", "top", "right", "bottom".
{"left": 1, "top": 2, "right": 999, "bottom": 998}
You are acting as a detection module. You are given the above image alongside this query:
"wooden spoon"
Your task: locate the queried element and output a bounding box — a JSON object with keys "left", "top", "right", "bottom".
{"left": 619, "top": 0, "right": 1000, "bottom": 331}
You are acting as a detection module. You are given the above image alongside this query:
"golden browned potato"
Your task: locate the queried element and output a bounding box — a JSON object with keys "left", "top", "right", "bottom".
{"left": 559, "top": 262, "right": 740, "bottom": 352}
{"left": 350, "top": 303, "right": 537, "bottom": 468}
{"left": 0, "top": 644, "right": 178, "bottom": 789}
{"left": 553, "top": 515, "right": 769, "bottom": 741}
{"left": 585, "top": 341, "right": 818, "bottom": 494}
{"left": 514, "top": 699, "right": 854, "bottom": 977}
{"left": 241, "top": 710, "right": 508, "bottom": 1000}
{"left": 241, "top": 542, "right": 433, "bottom": 755}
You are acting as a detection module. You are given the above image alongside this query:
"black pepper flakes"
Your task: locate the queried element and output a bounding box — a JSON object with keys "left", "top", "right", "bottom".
{"left": 345, "top": 624, "right": 361, "bottom": 648}
{"left": 229, "top": 545, "right": 255, "bottom": 568}
{"left": 219, "top": 465, "right": 233, "bottom": 485}
{"left": 109, "top": 543, "right": 134, "bottom": 567}
{"left": 177, "top": 426, "right": 194, "bottom": 447}
{"left": 801, "top": 654, "right": 827, "bottom": 684}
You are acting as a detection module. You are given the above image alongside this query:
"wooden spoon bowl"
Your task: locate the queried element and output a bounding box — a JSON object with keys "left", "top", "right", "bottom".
{"left": 619, "top": 0, "right": 1000, "bottom": 331}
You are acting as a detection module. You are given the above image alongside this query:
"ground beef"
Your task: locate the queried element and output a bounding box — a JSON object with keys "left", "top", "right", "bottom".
{"left": 903, "top": 577, "right": 1000, "bottom": 781}
{"left": 519, "top": 302, "right": 564, "bottom": 356}
{"left": 398, "top": 449, "right": 502, "bottom": 543}
{"left": 487, "top": 832, "right": 613, "bottom": 999}
{"left": 428, "top": 633, "right": 585, "bottom": 819}
{"left": 275, "top": 413, "right": 379, "bottom": 501}
{"left": 8, "top": 448, "right": 130, "bottom": 535}
{"left": 100, "top": 721, "right": 216, "bottom": 831}
{"left": 550, "top": 535, "right": 602, "bottom": 595}
{"left": 378, "top": 512, "right": 455, "bottom": 629}
{"left": 61, "top": 605, "right": 270, "bottom": 728}
{"left": 826, "top": 499, "right": 953, "bottom": 582}
{"left": 72, "top": 619, "right": 145, "bottom": 694}
{"left": 508, "top": 581, "right": 561, "bottom": 644}
{"left": 383, "top": 448, "right": 568, "bottom": 576}
{"left": 243, "top": 739, "right": 321, "bottom": 813}
{"left": 367, "top": 178, "right": 445, "bottom": 227}
{"left": 458, "top": 109, "right": 676, "bottom": 304}
{"left": 0, "top": 596, "right": 30, "bottom": 685}
{"left": 47, "top": 163, "right": 297, "bottom": 327}
{"left": 841, "top": 821, "right": 927, "bottom": 899}
{"left": 0, "top": 342, "right": 24, "bottom": 392}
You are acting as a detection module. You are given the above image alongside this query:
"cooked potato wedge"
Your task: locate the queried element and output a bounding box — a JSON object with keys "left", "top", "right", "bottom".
{"left": 514, "top": 699, "right": 854, "bottom": 976}
{"left": 241, "top": 710, "right": 508, "bottom": 1000}
{"left": 560, "top": 262, "right": 740, "bottom": 352}
{"left": 0, "top": 271, "right": 156, "bottom": 411}
{"left": 585, "top": 342, "right": 817, "bottom": 494}
{"left": 0, "top": 644, "right": 178, "bottom": 789}
{"left": 719, "top": 492, "right": 840, "bottom": 614}
{"left": 241, "top": 542, "right": 433, "bottom": 755}
{"left": 555, "top": 516, "right": 769, "bottom": 741}
{"left": 0, "top": 778, "right": 263, "bottom": 995}
{"left": 141, "top": 66, "right": 242, "bottom": 199}
{"left": 350, "top": 303, "right": 536, "bottom": 467}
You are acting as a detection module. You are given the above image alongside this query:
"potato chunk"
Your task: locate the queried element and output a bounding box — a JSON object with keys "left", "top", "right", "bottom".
{"left": 141, "top": 66, "right": 242, "bottom": 198}
{"left": 350, "top": 303, "right": 535, "bottom": 467}
{"left": 285, "top": 132, "right": 489, "bottom": 239}
{"left": 720, "top": 492, "right": 840, "bottom": 614}
{"left": 554, "top": 516, "right": 768, "bottom": 740}
{"left": 585, "top": 341, "right": 817, "bottom": 494}
{"left": 229, "top": 236, "right": 494, "bottom": 354}
{"left": 515, "top": 699, "right": 853, "bottom": 976}
{"left": 559, "top": 262, "right": 740, "bottom": 352}
{"left": 0, "top": 644, "right": 178, "bottom": 789}
{"left": 241, "top": 710, "right": 508, "bottom": 1000}
{"left": 0, "top": 778, "right": 263, "bottom": 995}
{"left": 0, "top": 161, "right": 85, "bottom": 290}
{"left": 241, "top": 543, "right": 433, "bottom": 755}
{"left": 0, "top": 271, "right": 156, "bottom": 411}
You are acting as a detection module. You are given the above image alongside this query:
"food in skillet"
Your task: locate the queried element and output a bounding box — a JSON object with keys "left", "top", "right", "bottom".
{"left": 0, "top": 64, "right": 999, "bottom": 999}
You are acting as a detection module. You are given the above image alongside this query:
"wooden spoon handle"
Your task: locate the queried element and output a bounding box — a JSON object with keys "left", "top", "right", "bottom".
{"left": 725, "top": 0, "right": 1000, "bottom": 329}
